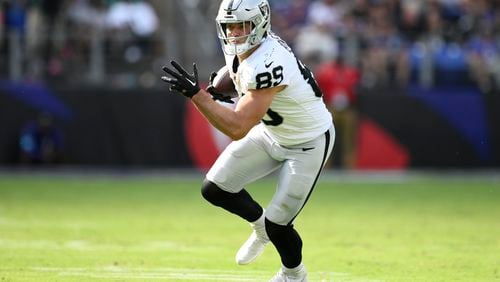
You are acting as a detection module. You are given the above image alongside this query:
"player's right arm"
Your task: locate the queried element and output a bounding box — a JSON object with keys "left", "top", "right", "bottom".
{"left": 161, "top": 60, "right": 284, "bottom": 140}
{"left": 191, "top": 85, "right": 284, "bottom": 140}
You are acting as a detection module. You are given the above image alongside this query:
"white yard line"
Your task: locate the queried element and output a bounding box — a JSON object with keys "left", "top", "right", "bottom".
{"left": 0, "top": 238, "right": 205, "bottom": 252}
{"left": 0, "top": 218, "right": 98, "bottom": 229}
{"left": 28, "top": 266, "right": 350, "bottom": 281}
{"left": 0, "top": 265, "right": 381, "bottom": 281}
{"left": 0, "top": 238, "right": 375, "bottom": 281}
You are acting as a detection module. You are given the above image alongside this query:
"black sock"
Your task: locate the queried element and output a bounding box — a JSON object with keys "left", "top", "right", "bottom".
{"left": 265, "top": 218, "right": 303, "bottom": 268}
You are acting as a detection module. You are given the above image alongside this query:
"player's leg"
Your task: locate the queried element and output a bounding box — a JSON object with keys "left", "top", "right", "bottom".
{"left": 267, "top": 126, "right": 334, "bottom": 281}
{"left": 202, "top": 126, "right": 280, "bottom": 219}
{"left": 201, "top": 180, "right": 263, "bottom": 222}
{"left": 266, "top": 219, "right": 308, "bottom": 281}
{"left": 202, "top": 178, "right": 271, "bottom": 265}
{"left": 201, "top": 126, "right": 282, "bottom": 264}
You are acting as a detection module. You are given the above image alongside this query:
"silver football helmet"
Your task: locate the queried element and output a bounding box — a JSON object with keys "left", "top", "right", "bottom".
{"left": 216, "top": 0, "right": 271, "bottom": 56}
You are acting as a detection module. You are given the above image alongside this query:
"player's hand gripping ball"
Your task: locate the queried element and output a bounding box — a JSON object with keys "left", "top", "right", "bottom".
{"left": 207, "top": 66, "right": 238, "bottom": 104}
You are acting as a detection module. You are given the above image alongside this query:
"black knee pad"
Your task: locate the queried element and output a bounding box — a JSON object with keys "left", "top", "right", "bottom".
{"left": 265, "top": 218, "right": 303, "bottom": 268}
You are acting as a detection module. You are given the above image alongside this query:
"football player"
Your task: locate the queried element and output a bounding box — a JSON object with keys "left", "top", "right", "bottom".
{"left": 161, "top": 0, "right": 335, "bottom": 281}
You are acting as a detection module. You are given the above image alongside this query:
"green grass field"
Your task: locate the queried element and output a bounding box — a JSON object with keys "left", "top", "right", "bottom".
{"left": 0, "top": 172, "right": 499, "bottom": 281}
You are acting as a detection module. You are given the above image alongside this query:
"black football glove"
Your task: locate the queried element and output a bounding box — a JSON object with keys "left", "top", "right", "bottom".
{"left": 161, "top": 60, "right": 200, "bottom": 98}
{"left": 206, "top": 71, "right": 235, "bottom": 104}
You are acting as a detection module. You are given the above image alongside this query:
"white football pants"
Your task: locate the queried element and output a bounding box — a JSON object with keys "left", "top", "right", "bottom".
{"left": 206, "top": 123, "right": 335, "bottom": 226}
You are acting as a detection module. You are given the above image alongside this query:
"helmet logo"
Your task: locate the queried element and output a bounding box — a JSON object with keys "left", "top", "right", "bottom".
{"left": 258, "top": 2, "right": 270, "bottom": 19}
{"left": 224, "top": 0, "right": 242, "bottom": 15}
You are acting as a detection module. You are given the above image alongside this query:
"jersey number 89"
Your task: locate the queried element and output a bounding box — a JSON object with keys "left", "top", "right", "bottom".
{"left": 256, "top": 66, "right": 283, "bottom": 89}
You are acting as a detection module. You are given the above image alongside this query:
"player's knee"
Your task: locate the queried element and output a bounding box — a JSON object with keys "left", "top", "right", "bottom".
{"left": 201, "top": 179, "right": 225, "bottom": 206}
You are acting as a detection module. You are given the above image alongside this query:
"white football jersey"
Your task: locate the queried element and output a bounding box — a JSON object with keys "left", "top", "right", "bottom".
{"left": 223, "top": 32, "right": 333, "bottom": 146}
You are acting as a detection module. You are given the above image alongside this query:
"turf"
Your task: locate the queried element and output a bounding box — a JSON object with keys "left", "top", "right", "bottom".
{"left": 0, "top": 173, "right": 499, "bottom": 281}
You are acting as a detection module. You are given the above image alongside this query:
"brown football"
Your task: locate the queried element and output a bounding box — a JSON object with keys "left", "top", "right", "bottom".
{"left": 212, "top": 66, "right": 238, "bottom": 98}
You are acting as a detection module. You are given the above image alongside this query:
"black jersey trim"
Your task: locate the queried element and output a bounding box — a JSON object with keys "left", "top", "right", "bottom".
{"left": 287, "top": 129, "right": 331, "bottom": 226}
{"left": 232, "top": 55, "right": 240, "bottom": 74}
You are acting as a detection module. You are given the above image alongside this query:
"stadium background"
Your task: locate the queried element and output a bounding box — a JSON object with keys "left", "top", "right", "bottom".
{"left": 1, "top": 1, "right": 500, "bottom": 281}
{"left": 0, "top": 0, "right": 499, "bottom": 171}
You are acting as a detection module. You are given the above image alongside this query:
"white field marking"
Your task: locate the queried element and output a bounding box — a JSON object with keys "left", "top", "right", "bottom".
{"left": 0, "top": 239, "right": 208, "bottom": 252}
{"left": 0, "top": 218, "right": 98, "bottom": 229}
{"left": 26, "top": 266, "right": 354, "bottom": 281}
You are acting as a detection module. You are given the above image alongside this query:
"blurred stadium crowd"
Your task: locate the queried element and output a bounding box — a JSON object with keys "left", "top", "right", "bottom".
{"left": 0, "top": 0, "right": 499, "bottom": 93}
{"left": 1, "top": 0, "right": 499, "bottom": 169}
{"left": 272, "top": 0, "right": 500, "bottom": 94}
